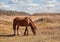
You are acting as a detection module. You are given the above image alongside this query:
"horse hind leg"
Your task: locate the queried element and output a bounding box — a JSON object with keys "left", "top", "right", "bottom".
{"left": 13, "top": 25, "right": 16, "bottom": 36}
{"left": 17, "top": 25, "right": 20, "bottom": 35}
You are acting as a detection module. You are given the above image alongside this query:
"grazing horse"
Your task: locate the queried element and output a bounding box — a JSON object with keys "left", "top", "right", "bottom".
{"left": 13, "top": 17, "right": 36, "bottom": 36}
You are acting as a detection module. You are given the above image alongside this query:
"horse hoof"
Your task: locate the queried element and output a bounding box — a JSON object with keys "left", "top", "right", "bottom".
{"left": 14, "top": 35, "right": 16, "bottom": 36}
{"left": 13, "top": 34, "right": 16, "bottom": 36}
{"left": 24, "top": 34, "right": 28, "bottom": 36}
{"left": 34, "top": 34, "right": 36, "bottom": 35}
{"left": 17, "top": 34, "right": 20, "bottom": 36}
{"left": 23, "top": 34, "right": 29, "bottom": 36}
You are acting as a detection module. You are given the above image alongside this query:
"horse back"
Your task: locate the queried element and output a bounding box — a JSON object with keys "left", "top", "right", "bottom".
{"left": 13, "top": 17, "right": 30, "bottom": 26}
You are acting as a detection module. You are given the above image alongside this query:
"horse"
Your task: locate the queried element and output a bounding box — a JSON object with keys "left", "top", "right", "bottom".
{"left": 13, "top": 17, "right": 36, "bottom": 36}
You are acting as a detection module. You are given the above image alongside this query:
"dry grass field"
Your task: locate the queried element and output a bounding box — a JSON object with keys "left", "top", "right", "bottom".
{"left": 0, "top": 15, "right": 60, "bottom": 42}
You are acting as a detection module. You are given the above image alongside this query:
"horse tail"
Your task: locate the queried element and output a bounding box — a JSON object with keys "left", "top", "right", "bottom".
{"left": 13, "top": 19, "right": 16, "bottom": 30}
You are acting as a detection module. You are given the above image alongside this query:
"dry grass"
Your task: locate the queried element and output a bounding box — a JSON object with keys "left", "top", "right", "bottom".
{"left": 0, "top": 15, "right": 60, "bottom": 42}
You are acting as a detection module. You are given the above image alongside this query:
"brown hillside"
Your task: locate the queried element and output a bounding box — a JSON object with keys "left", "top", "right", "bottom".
{"left": 32, "top": 13, "right": 60, "bottom": 16}
{"left": 0, "top": 10, "right": 30, "bottom": 16}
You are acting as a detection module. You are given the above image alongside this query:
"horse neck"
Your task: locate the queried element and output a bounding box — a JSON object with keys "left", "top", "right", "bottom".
{"left": 29, "top": 20, "right": 35, "bottom": 29}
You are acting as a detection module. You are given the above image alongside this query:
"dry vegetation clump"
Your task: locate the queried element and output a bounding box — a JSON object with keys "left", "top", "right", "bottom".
{"left": 0, "top": 20, "right": 12, "bottom": 25}
{"left": 34, "top": 18, "right": 54, "bottom": 23}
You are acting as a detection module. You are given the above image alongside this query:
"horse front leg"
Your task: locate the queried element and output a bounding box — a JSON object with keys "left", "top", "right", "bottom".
{"left": 24, "top": 27, "right": 28, "bottom": 36}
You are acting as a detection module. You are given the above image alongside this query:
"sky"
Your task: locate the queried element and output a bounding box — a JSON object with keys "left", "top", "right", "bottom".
{"left": 0, "top": 0, "right": 60, "bottom": 14}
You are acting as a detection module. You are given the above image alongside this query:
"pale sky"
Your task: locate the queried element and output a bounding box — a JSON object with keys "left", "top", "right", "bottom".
{"left": 0, "top": 0, "right": 60, "bottom": 14}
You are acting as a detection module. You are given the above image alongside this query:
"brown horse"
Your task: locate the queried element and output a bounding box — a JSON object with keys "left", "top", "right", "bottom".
{"left": 13, "top": 17, "right": 36, "bottom": 36}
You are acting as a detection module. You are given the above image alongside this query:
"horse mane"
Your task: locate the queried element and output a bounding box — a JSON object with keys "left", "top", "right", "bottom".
{"left": 28, "top": 18, "right": 35, "bottom": 26}
{"left": 23, "top": 17, "right": 36, "bottom": 29}
{"left": 28, "top": 17, "right": 36, "bottom": 35}
{"left": 25, "top": 17, "right": 34, "bottom": 24}
{"left": 28, "top": 17, "right": 36, "bottom": 29}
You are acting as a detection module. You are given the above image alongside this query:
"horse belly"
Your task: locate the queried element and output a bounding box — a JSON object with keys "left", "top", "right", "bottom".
{"left": 19, "top": 21, "right": 28, "bottom": 26}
